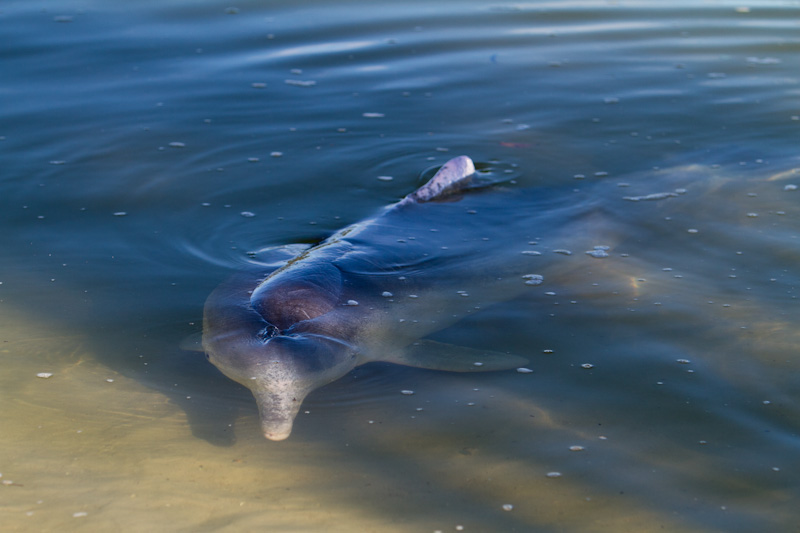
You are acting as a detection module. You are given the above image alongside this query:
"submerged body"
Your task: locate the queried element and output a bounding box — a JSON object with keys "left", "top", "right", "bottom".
{"left": 203, "top": 156, "right": 529, "bottom": 440}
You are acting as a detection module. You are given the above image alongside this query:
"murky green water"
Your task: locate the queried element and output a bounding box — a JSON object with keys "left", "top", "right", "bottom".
{"left": 2, "top": 0, "right": 799, "bottom": 531}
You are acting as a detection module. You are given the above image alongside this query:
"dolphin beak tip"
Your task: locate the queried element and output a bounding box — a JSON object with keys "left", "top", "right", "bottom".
{"left": 261, "top": 419, "right": 294, "bottom": 441}
{"left": 264, "top": 430, "right": 291, "bottom": 441}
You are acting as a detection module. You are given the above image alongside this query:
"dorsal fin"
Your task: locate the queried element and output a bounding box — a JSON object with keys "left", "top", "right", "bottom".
{"left": 400, "top": 156, "right": 476, "bottom": 205}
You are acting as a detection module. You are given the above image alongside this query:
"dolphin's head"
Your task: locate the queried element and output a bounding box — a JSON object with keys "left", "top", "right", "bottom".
{"left": 202, "top": 269, "right": 358, "bottom": 441}
{"left": 206, "top": 331, "right": 357, "bottom": 440}
{"left": 204, "top": 324, "right": 359, "bottom": 440}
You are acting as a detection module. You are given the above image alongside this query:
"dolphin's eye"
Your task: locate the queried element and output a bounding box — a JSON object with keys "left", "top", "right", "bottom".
{"left": 257, "top": 325, "right": 281, "bottom": 341}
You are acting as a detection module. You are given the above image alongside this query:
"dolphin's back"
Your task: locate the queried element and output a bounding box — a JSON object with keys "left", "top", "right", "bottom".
{"left": 201, "top": 155, "right": 533, "bottom": 441}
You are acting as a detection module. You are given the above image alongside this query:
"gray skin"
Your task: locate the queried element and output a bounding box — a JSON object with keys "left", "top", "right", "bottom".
{"left": 202, "top": 156, "right": 529, "bottom": 441}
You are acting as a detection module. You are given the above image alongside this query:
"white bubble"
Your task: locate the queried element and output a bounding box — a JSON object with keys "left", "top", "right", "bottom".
{"left": 522, "top": 274, "right": 544, "bottom": 286}
{"left": 747, "top": 57, "right": 781, "bottom": 65}
{"left": 285, "top": 79, "right": 317, "bottom": 87}
{"left": 623, "top": 192, "right": 678, "bottom": 202}
{"left": 585, "top": 245, "right": 610, "bottom": 258}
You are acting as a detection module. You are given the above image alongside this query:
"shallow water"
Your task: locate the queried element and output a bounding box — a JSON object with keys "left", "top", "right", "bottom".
{"left": 2, "top": 0, "right": 799, "bottom": 531}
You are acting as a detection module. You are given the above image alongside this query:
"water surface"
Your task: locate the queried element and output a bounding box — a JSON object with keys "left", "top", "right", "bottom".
{"left": 2, "top": 0, "right": 799, "bottom": 531}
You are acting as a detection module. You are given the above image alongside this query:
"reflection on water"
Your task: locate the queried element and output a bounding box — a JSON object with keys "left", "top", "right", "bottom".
{"left": 2, "top": 0, "right": 799, "bottom": 531}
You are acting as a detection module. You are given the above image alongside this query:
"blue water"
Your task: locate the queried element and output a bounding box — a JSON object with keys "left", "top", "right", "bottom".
{"left": 2, "top": 1, "right": 799, "bottom": 531}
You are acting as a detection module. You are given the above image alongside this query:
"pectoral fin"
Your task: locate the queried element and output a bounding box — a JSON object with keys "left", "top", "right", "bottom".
{"left": 383, "top": 339, "right": 528, "bottom": 372}
{"left": 180, "top": 332, "right": 204, "bottom": 352}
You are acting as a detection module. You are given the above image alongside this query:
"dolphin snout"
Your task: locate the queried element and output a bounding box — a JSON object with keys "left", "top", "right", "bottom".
{"left": 252, "top": 388, "right": 304, "bottom": 442}
{"left": 262, "top": 419, "right": 294, "bottom": 441}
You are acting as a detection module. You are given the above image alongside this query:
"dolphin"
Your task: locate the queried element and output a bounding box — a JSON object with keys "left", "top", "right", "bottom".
{"left": 202, "top": 156, "right": 531, "bottom": 441}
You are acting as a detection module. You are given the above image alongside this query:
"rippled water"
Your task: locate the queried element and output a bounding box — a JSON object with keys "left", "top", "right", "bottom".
{"left": 2, "top": 0, "right": 799, "bottom": 531}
